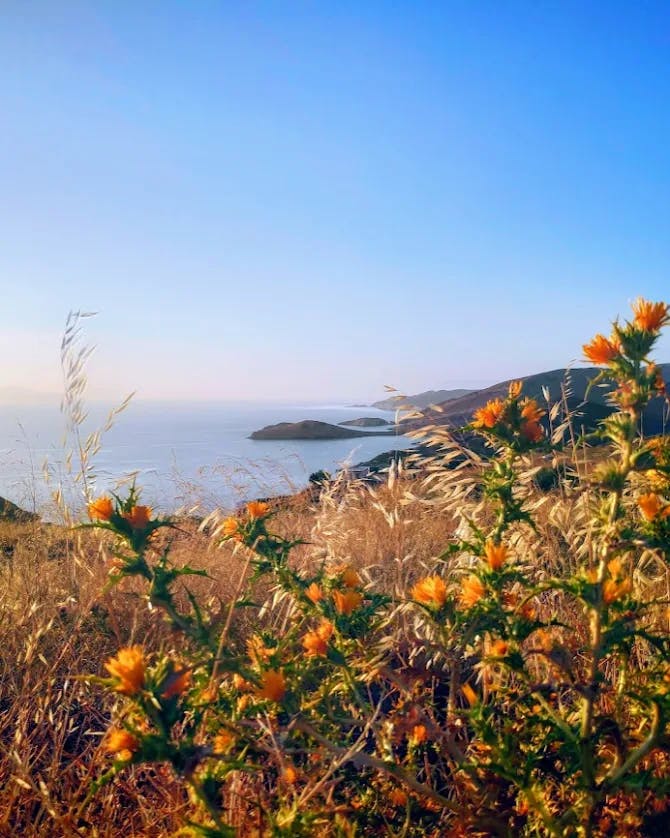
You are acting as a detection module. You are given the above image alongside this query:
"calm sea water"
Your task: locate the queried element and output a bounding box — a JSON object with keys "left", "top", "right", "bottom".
{"left": 0, "top": 401, "right": 412, "bottom": 515}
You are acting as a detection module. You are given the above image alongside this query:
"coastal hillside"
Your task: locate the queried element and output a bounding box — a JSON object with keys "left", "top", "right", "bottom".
{"left": 412, "top": 365, "right": 670, "bottom": 436}
{"left": 371, "top": 388, "right": 473, "bottom": 410}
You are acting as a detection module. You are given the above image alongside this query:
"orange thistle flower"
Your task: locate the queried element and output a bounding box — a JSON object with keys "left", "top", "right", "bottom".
{"left": 200, "top": 683, "right": 218, "bottom": 703}
{"left": 213, "top": 729, "right": 235, "bottom": 754}
{"left": 408, "top": 724, "right": 428, "bottom": 746}
{"left": 88, "top": 496, "right": 114, "bottom": 521}
{"left": 257, "top": 669, "right": 286, "bottom": 702}
{"left": 335, "top": 565, "right": 361, "bottom": 588}
{"left": 473, "top": 398, "right": 505, "bottom": 429}
{"left": 638, "top": 492, "right": 670, "bottom": 521}
{"left": 161, "top": 667, "right": 192, "bottom": 699}
{"left": 632, "top": 298, "right": 669, "bottom": 332}
{"left": 105, "top": 727, "right": 139, "bottom": 761}
{"left": 389, "top": 788, "right": 408, "bottom": 807}
{"left": 123, "top": 505, "right": 152, "bottom": 529}
{"left": 247, "top": 635, "right": 272, "bottom": 665}
{"left": 582, "top": 334, "right": 621, "bottom": 365}
{"left": 104, "top": 646, "right": 145, "bottom": 695}
{"left": 521, "top": 421, "right": 543, "bottom": 442}
{"left": 222, "top": 517, "right": 242, "bottom": 540}
{"left": 305, "top": 582, "right": 323, "bottom": 604}
{"left": 521, "top": 399, "right": 544, "bottom": 423}
{"left": 410, "top": 575, "right": 447, "bottom": 608}
{"left": 302, "top": 629, "right": 329, "bottom": 657}
{"left": 332, "top": 589, "right": 363, "bottom": 615}
{"left": 461, "top": 683, "right": 478, "bottom": 707}
{"left": 316, "top": 619, "right": 334, "bottom": 641}
{"left": 283, "top": 764, "right": 299, "bottom": 784}
{"left": 603, "top": 577, "right": 632, "bottom": 604}
{"left": 508, "top": 380, "right": 523, "bottom": 399}
{"left": 246, "top": 500, "right": 269, "bottom": 518}
{"left": 236, "top": 694, "right": 253, "bottom": 713}
{"left": 459, "top": 575, "right": 486, "bottom": 609}
{"left": 606, "top": 557, "right": 624, "bottom": 579}
{"left": 484, "top": 541, "right": 508, "bottom": 572}
{"left": 489, "top": 639, "right": 509, "bottom": 657}
{"left": 232, "top": 673, "right": 252, "bottom": 691}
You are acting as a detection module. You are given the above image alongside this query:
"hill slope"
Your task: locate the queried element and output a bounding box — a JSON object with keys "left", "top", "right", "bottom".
{"left": 411, "top": 365, "right": 670, "bottom": 436}
{"left": 372, "top": 388, "right": 473, "bottom": 411}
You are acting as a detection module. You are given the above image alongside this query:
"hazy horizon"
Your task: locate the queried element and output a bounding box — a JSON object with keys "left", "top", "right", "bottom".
{"left": 2, "top": 3, "right": 669, "bottom": 402}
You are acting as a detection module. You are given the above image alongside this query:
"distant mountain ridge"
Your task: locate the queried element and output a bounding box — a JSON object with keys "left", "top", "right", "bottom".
{"left": 414, "top": 365, "right": 670, "bottom": 436}
{"left": 372, "top": 388, "right": 473, "bottom": 411}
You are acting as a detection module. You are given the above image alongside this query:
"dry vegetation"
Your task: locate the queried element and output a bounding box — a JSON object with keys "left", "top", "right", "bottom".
{"left": 1, "top": 300, "right": 669, "bottom": 837}
{"left": 0, "top": 476, "right": 456, "bottom": 837}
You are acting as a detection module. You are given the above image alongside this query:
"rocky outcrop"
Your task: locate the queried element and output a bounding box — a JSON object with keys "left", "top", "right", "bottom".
{"left": 0, "top": 496, "right": 38, "bottom": 522}
{"left": 339, "top": 417, "right": 391, "bottom": 427}
{"left": 250, "top": 420, "right": 398, "bottom": 440}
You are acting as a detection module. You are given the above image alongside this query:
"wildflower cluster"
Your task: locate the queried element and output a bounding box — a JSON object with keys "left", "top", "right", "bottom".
{"left": 83, "top": 299, "right": 670, "bottom": 836}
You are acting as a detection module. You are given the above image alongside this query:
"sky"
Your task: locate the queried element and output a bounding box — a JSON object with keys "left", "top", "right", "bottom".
{"left": 1, "top": 1, "right": 669, "bottom": 403}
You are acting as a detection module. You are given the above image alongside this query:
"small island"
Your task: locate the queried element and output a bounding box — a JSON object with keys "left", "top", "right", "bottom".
{"left": 339, "top": 417, "right": 391, "bottom": 427}
{"left": 250, "top": 420, "right": 399, "bottom": 440}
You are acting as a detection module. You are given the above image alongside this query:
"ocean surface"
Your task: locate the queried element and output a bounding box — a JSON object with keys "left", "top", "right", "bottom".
{"left": 0, "top": 401, "right": 413, "bottom": 515}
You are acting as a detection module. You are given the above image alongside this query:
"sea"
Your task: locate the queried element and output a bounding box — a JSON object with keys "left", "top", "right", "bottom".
{"left": 0, "top": 401, "right": 413, "bottom": 516}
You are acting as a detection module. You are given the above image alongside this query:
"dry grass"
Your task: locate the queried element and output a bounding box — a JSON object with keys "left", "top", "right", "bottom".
{"left": 1, "top": 438, "right": 668, "bottom": 835}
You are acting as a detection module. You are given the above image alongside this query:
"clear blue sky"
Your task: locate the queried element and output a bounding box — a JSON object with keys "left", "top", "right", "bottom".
{"left": 1, "top": 1, "right": 669, "bottom": 402}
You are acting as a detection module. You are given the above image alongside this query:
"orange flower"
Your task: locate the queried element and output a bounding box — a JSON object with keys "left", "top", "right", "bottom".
{"left": 247, "top": 635, "right": 272, "bottom": 665}
{"left": 333, "top": 589, "right": 363, "bottom": 615}
{"left": 88, "top": 496, "right": 114, "bottom": 521}
{"left": 246, "top": 500, "right": 269, "bottom": 519}
{"left": 582, "top": 334, "right": 620, "bottom": 365}
{"left": 257, "top": 669, "right": 286, "bottom": 702}
{"left": 302, "top": 620, "right": 335, "bottom": 657}
{"left": 232, "top": 673, "right": 252, "bottom": 691}
{"left": 632, "top": 298, "right": 669, "bottom": 332}
{"left": 508, "top": 380, "right": 523, "bottom": 399}
{"left": 461, "top": 683, "right": 478, "bottom": 707}
{"left": 161, "top": 667, "right": 192, "bottom": 699}
{"left": 389, "top": 788, "right": 408, "bottom": 807}
{"left": 651, "top": 367, "right": 666, "bottom": 392}
{"left": 459, "top": 575, "right": 486, "bottom": 609}
{"left": 213, "top": 729, "right": 235, "bottom": 754}
{"left": 520, "top": 399, "right": 544, "bottom": 423}
{"left": 410, "top": 575, "right": 447, "bottom": 608}
{"left": 489, "top": 639, "right": 509, "bottom": 657}
{"left": 305, "top": 582, "right": 323, "bottom": 604}
{"left": 336, "top": 565, "right": 362, "bottom": 588}
{"left": 638, "top": 492, "right": 670, "bottom": 522}
{"left": 123, "top": 505, "right": 152, "bottom": 529}
{"left": 607, "top": 557, "right": 624, "bottom": 579}
{"left": 105, "top": 727, "right": 139, "bottom": 761}
{"left": 222, "top": 517, "right": 242, "bottom": 540}
{"left": 302, "top": 629, "right": 329, "bottom": 657}
{"left": 316, "top": 619, "right": 334, "bottom": 641}
{"left": 236, "top": 694, "right": 253, "bottom": 713}
{"left": 521, "top": 421, "right": 543, "bottom": 442}
{"left": 603, "top": 577, "right": 632, "bottom": 604}
{"left": 283, "top": 764, "right": 299, "bottom": 784}
{"left": 201, "top": 683, "right": 218, "bottom": 703}
{"left": 484, "top": 541, "right": 508, "bottom": 572}
{"left": 104, "top": 646, "right": 145, "bottom": 695}
{"left": 473, "top": 398, "right": 505, "bottom": 429}
{"left": 408, "top": 724, "right": 428, "bottom": 746}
